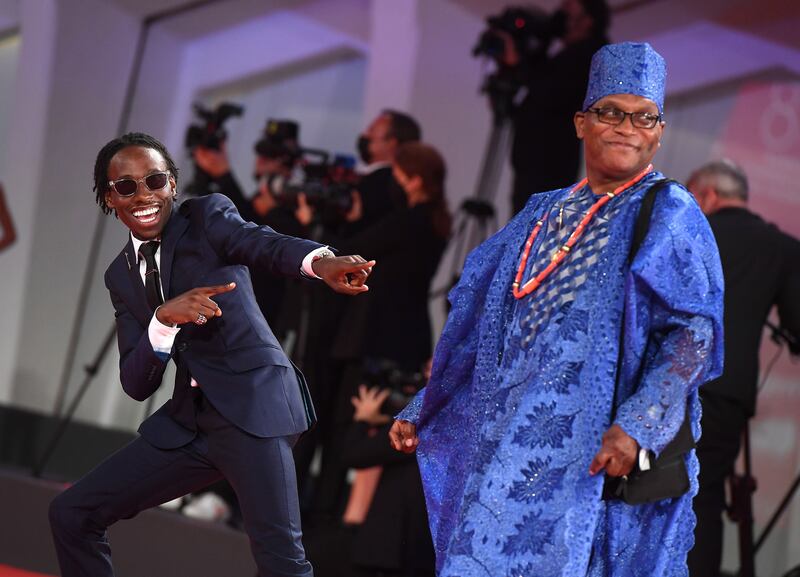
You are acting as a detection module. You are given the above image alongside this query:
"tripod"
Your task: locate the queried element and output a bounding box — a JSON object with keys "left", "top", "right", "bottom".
{"left": 432, "top": 68, "right": 519, "bottom": 298}
{"left": 727, "top": 321, "right": 800, "bottom": 577}
{"left": 433, "top": 121, "right": 510, "bottom": 298}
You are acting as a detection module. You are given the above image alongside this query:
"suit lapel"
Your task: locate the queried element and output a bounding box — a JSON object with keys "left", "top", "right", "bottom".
{"left": 158, "top": 207, "right": 189, "bottom": 299}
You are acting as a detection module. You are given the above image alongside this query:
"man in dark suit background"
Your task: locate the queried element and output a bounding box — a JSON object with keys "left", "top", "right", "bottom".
{"left": 293, "top": 110, "right": 422, "bottom": 515}
{"left": 348, "top": 109, "right": 421, "bottom": 234}
{"left": 505, "top": 0, "right": 610, "bottom": 214}
{"left": 48, "top": 132, "right": 375, "bottom": 577}
{"left": 687, "top": 159, "right": 800, "bottom": 577}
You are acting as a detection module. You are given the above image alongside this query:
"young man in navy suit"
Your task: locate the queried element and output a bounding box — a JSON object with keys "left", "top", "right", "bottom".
{"left": 49, "top": 132, "right": 375, "bottom": 577}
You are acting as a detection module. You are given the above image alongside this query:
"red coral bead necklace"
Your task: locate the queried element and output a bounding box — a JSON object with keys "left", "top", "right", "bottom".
{"left": 512, "top": 164, "right": 653, "bottom": 300}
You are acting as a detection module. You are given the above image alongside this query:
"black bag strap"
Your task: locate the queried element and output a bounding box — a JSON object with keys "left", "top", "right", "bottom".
{"left": 610, "top": 178, "right": 675, "bottom": 422}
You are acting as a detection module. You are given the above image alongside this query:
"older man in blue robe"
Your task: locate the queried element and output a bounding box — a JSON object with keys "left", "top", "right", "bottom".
{"left": 390, "top": 42, "right": 724, "bottom": 577}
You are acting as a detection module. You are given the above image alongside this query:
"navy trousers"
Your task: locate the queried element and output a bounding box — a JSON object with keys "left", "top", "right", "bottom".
{"left": 49, "top": 392, "right": 313, "bottom": 577}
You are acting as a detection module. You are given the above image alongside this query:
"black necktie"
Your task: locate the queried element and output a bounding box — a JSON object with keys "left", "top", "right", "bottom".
{"left": 138, "top": 241, "right": 164, "bottom": 312}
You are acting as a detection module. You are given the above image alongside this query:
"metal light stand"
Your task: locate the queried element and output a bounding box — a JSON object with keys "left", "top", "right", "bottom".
{"left": 729, "top": 322, "right": 800, "bottom": 577}
{"left": 431, "top": 69, "right": 518, "bottom": 299}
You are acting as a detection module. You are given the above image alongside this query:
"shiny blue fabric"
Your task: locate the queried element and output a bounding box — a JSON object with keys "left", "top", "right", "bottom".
{"left": 582, "top": 42, "right": 667, "bottom": 113}
{"left": 398, "top": 173, "right": 724, "bottom": 577}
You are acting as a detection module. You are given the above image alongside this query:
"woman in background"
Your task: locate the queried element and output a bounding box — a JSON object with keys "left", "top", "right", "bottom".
{"left": 305, "top": 142, "right": 451, "bottom": 538}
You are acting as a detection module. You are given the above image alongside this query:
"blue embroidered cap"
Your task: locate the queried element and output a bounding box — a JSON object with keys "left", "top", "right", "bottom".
{"left": 582, "top": 42, "right": 667, "bottom": 113}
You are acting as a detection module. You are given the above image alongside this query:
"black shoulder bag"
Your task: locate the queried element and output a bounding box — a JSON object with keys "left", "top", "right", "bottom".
{"left": 601, "top": 179, "right": 696, "bottom": 505}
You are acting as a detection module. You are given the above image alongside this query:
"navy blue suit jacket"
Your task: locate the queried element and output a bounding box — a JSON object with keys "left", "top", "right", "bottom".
{"left": 104, "top": 194, "right": 320, "bottom": 449}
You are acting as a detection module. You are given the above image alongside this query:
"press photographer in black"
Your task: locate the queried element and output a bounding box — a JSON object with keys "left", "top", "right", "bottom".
{"left": 193, "top": 118, "right": 307, "bottom": 325}
{"left": 482, "top": 0, "right": 609, "bottom": 214}
{"left": 302, "top": 142, "right": 450, "bottom": 521}
{"left": 686, "top": 160, "right": 800, "bottom": 577}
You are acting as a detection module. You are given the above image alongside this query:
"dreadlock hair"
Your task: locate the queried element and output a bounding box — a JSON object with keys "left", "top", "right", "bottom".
{"left": 93, "top": 132, "right": 179, "bottom": 215}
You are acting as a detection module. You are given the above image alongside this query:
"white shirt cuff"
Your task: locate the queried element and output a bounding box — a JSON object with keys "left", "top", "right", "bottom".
{"left": 301, "top": 246, "right": 332, "bottom": 279}
{"left": 638, "top": 448, "right": 651, "bottom": 472}
{"left": 148, "top": 308, "right": 180, "bottom": 355}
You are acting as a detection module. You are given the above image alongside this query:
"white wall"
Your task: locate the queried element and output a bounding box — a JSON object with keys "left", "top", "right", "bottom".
{"left": 0, "top": 33, "right": 18, "bottom": 178}
{"left": 0, "top": 0, "right": 55, "bottom": 405}
{"left": 205, "top": 54, "right": 367, "bottom": 191}
{"left": 10, "top": 0, "right": 143, "bottom": 413}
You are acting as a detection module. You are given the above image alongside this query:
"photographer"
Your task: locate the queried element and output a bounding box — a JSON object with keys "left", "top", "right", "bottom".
{"left": 193, "top": 120, "right": 307, "bottom": 326}
{"left": 686, "top": 160, "right": 800, "bottom": 577}
{"left": 501, "top": 0, "right": 610, "bottom": 214}
{"left": 192, "top": 119, "right": 305, "bottom": 233}
{"left": 336, "top": 142, "right": 449, "bottom": 368}
{"left": 292, "top": 112, "right": 422, "bottom": 509}
{"left": 306, "top": 142, "right": 450, "bottom": 521}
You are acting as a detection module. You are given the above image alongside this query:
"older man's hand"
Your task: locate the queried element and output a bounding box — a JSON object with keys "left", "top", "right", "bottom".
{"left": 589, "top": 424, "right": 639, "bottom": 477}
{"left": 389, "top": 419, "right": 419, "bottom": 454}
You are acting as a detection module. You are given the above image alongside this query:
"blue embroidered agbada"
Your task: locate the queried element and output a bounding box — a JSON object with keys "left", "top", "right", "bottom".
{"left": 398, "top": 173, "right": 724, "bottom": 577}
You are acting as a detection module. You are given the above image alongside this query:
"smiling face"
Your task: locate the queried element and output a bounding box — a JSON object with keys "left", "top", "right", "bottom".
{"left": 104, "top": 146, "right": 176, "bottom": 241}
{"left": 574, "top": 93, "right": 664, "bottom": 190}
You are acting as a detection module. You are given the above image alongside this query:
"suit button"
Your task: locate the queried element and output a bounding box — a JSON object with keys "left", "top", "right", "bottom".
{"left": 176, "top": 342, "right": 188, "bottom": 352}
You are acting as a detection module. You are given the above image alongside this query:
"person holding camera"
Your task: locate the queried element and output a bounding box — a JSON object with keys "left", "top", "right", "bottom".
{"left": 304, "top": 142, "right": 450, "bottom": 521}
{"left": 292, "top": 111, "right": 423, "bottom": 510}
{"left": 343, "top": 379, "right": 435, "bottom": 577}
{"left": 192, "top": 119, "right": 305, "bottom": 234}
{"left": 686, "top": 160, "right": 800, "bottom": 577}
{"left": 193, "top": 120, "right": 307, "bottom": 326}
{"left": 504, "top": 0, "right": 610, "bottom": 214}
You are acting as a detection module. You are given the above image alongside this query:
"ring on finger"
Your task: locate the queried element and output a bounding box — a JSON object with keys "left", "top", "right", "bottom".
{"left": 195, "top": 313, "right": 208, "bottom": 325}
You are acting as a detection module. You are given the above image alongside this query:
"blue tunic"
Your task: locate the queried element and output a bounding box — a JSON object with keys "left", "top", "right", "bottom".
{"left": 399, "top": 172, "right": 724, "bottom": 577}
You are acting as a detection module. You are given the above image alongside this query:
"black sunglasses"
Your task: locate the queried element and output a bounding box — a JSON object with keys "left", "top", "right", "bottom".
{"left": 108, "top": 171, "right": 170, "bottom": 197}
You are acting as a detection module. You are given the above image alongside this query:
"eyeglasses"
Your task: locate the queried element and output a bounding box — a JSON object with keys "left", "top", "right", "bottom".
{"left": 108, "top": 171, "right": 170, "bottom": 197}
{"left": 587, "top": 107, "right": 663, "bottom": 129}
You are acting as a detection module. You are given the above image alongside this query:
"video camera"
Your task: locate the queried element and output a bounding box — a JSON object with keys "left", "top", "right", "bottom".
{"left": 268, "top": 148, "right": 358, "bottom": 221}
{"left": 255, "top": 119, "right": 301, "bottom": 168}
{"left": 183, "top": 102, "right": 244, "bottom": 197}
{"left": 361, "top": 359, "right": 427, "bottom": 416}
{"left": 185, "top": 102, "right": 244, "bottom": 151}
{"left": 472, "top": 6, "right": 560, "bottom": 64}
{"left": 472, "top": 6, "right": 564, "bottom": 121}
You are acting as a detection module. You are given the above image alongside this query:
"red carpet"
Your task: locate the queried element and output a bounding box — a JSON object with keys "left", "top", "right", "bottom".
{"left": 0, "top": 565, "right": 56, "bottom": 577}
